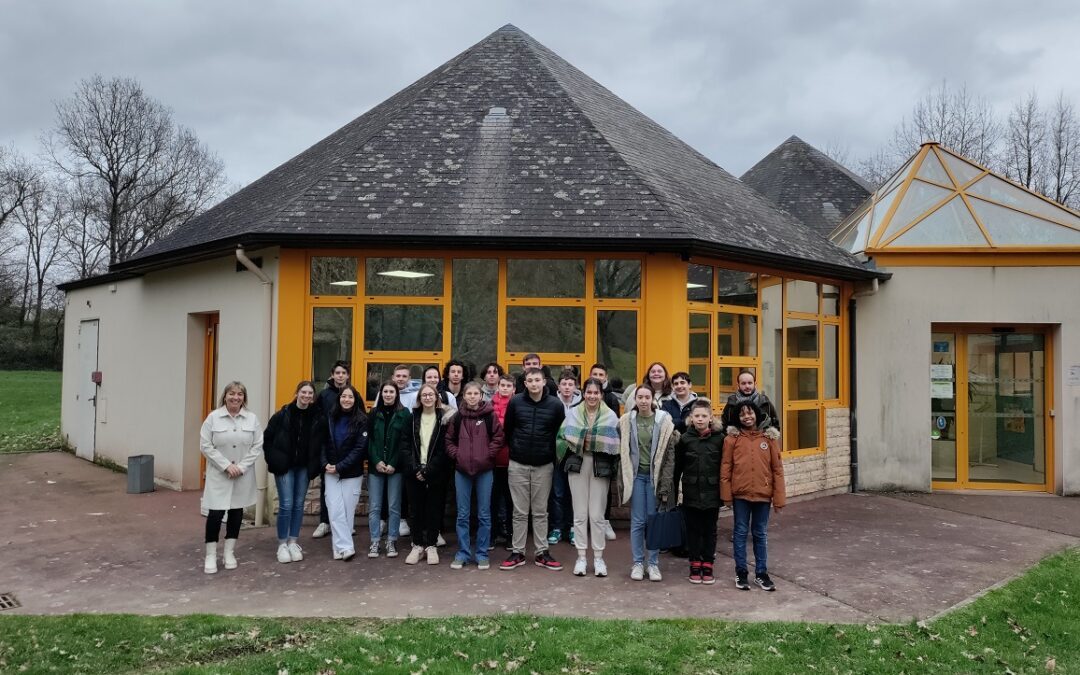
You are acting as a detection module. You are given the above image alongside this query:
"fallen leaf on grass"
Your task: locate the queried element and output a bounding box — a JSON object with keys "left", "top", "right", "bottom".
{"left": 1046, "top": 657, "right": 1056, "bottom": 671}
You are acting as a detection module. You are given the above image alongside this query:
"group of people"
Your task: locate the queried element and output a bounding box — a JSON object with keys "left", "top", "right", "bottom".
{"left": 198, "top": 355, "right": 786, "bottom": 590}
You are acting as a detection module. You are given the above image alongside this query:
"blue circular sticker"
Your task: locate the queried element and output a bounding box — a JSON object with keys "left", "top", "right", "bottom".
{"left": 936, "top": 416, "right": 947, "bottom": 430}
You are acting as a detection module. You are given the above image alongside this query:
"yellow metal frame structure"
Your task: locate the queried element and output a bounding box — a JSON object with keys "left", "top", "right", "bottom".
{"left": 930, "top": 324, "right": 1054, "bottom": 492}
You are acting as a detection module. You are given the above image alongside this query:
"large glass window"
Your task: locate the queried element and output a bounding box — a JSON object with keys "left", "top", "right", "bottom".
{"left": 824, "top": 324, "right": 840, "bottom": 400}
{"left": 312, "top": 307, "right": 353, "bottom": 382}
{"left": 365, "top": 258, "right": 444, "bottom": 296}
{"left": 505, "top": 306, "right": 584, "bottom": 353}
{"left": 364, "top": 305, "right": 443, "bottom": 351}
{"left": 787, "top": 409, "right": 821, "bottom": 451}
{"left": 596, "top": 310, "right": 637, "bottom": 389}
{"left": 717, "top": 269, "right": 757, "bottom": 307}
{"left": 364, "top": 362, "right": 432, "bottom": 403}
{"left": 717, "top": 312, "right": 757, "bottom": 357}
{"left": 594, "top": 259, "right": 641, "bottom": 299}
{"left": 786, "top": 318, "right": 819, "bottom": 359}
{"left": 452, "top": 259, "right": 498, "bottom": 368}
{"left": 786, "top": 280, "right": 819, "bottom": 314}
{"left": 687, "top": 264, "right": 713, "bottom": 302}
{"left": 507, "top": 259, "right": 584, "bottom": 298}
{"left": 310, "top": 257, "right": 357, "bottom": 295}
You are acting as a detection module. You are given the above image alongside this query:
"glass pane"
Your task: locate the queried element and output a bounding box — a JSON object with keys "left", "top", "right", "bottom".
{"left": 594, "top": 259, "right": 642, "bottom": 299}
{"left": 867, "top": 187, "right": 900, "bottom": 245}
{"left": 312, "top": 307, "right": 353, "bottom": 383}
{"left": 967, "top": 333, "right": 1046, "bottom": 485}
{"left": 931, "top": 332, "right": 957, "bottom": 482}
{"left": 596, "top": 310, "right": 637, "bottom": 390}
{"left": 365, "top": 258, "right": 444, "bottom": 296}
{"left": 787, "top": 367, "right": 818, "bottom": 400}
{"left": 718, "top": 366, "right": 750, "bottom": 394}
{"left": 967, "top": 174, "right": 1080, "bottom": 227}
{"left": 716, "top": 268, "right": 757, "bottom": 307}
{"left": 687, "top": 264, "right": 713, "bottom": 302}
{"left": 787, "top": 318, "right": 819, "bottom": 359}
{"left": 760, "top": 278, "right": 783, "bottom": 406}
{"left": 878, "top": 180, "right": 954, "bottom": 244}
{"left": 940, "top": 152, "right": 984, "bottom": 185}
{"left": 689, "top": 312, "right": 710, "bottom": 330}
{"left": 689, "top": 364, "right": 708, "bottom": 394}
{"left": 878, "top": 155, "right": 915, "bottom": 196}
{"left": 310, "top": 257, "right": 358, "bottom": 295}
{"left": 969, "top": 198, "right": 1080, "bottom": 246}
{"left": 364, "top": 362, "right": 431, "bottom": 403}
{"left": 689, "top": 312, "right": 710, "bottom": 359}
{"left": 785, "top": 280, "right": 819, "bottom": 314}
{"left": 915, "top": 150, "right": 953, "bottom": 186}
{"left": 831, "top": 204, "right": 867, "bottom": 246}
{"left": 507, "top": 259, "right": 584, "bottom": 298}
{"left": 364, "top": 305, "right": 443, "bottom": 351}
{"left": 891, "top": 196, "right": 988, "bottom": 247}
{"left": 844, "top": 208, "right": 872, "bottom": 253}
{"left": 822, "top": 284, "right": 841, "bottom": 316}
{"left": 824, "top": 325, "right": 839, "bottom": 399}
{"left": 505, "top": 306, "right": 584, "bottom": 353}
{"left": 786, "top": 408, "right": 821, "bottom": 451}
{"left": 717, "top": 312, "right": 757, "bottom": 357}
{"left": 452, "top": 259, "right": 498, "bottom": 370}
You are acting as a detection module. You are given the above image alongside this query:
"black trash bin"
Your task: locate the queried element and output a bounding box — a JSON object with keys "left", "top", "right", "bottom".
{"left": 127, "top": 454, "right": 155, "bottom": 494}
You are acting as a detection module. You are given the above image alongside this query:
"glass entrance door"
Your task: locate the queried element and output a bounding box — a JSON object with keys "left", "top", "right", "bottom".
{"left": 930, "top": 327, "right": 1051, "bottom": 491}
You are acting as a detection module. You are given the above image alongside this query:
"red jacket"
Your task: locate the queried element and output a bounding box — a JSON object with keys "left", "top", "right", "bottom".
{"left": 445, "top": 401, "right": 505, "bottom": 476}
{"left": 490, "top": 393, "right": 512, "bottom": 467}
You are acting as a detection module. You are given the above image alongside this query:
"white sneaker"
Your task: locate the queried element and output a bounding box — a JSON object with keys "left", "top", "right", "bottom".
{"left": 277, "top": 543, "right": 292, "bottom": 564}
{"left": 386, "top": 541, "right": 399, "bottom": 558}
{"left": 398, "top": 521, "right": 411, "bottom": 537}
{"left": 426, "top": 546, "right": 439, "bottom": 565}
{"left": 312, "top": 522, "right": 330, "bottom": 539}
{"left": 341, "top": 549, "right": 355, "bottom": 561}
{"left": 333, "top": 549, "right": 343, "bottom": 560}
{"left": 204, "top": 542, "right": 218, "bottom": 574}
{"left": 222, "top": 539, "right": 238, "bottom": 570}
{"left": 594, "top": 559, "right": 608, "bottom": 577}
{"left": 630, "top": 563, "right": 644, "bottom": 581}
{"left": 287, "top": 542, "right": 304, "bottom": 562}
{"left": 436, "top": 533, "right": 446, "bottom": 547}
{"left": 368, "top": 542, "right": 380, "bottom": 558}
{"left": 405, "top": 544, "right": 423, "bottom": 565}
{"left": 647, "top": 565, "right": 662, "bottom": 582}
{"left": 603, "top": 520, "right": 616, "bottom": 541}
{"left": 573, "top": 557, "right": 588, "bottom": 577}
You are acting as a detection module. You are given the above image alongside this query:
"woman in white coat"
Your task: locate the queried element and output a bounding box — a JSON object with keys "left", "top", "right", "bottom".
{"left": 200, "top": 381, "right": 264, "bottom": 574}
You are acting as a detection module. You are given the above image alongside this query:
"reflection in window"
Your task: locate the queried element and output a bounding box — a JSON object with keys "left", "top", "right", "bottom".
{"left": 507, "top": 259, "right": 584, "bottom": 298}
{"left": 785, "top": 280, "right": 819, "bottom": 314}
{"left": 717, "top": 312, "right": 757, "bottom": 357}
{"left": 718, "top": 366, "right": 751, "bottom": 393}
{"left": 822, "top": 285, "right": 841, "bottom": 316}
{"left": 687, "top": 264, "right": 713, "bottom": 302}
{"left": 364, "top": 305, "right": 443, "bottom": 351}
{"left": 689, "top": 364, "right": 708, "bottom": 393}
{"left": 760, "top": 282, "right": 783, "bottom": 407}
{"left": 596, "top": 310, "right": 637, "bottom": 388}
{"left": 824, "top": 325, "right": 839, "bottom": 399}
{"left": 452, "top": 259, "right": 498, "bottom": 369}
{"left": 594, "top": 260, "right": 642, "bottom": 299}
{"left": 787, "top": 368, "right": 819, "bottom": 401}
{"left": 717, "top": 268, "right": 757, "bottom": 307}
{"left": 365, "top": 258, "right": 444, "bottom": 296}
{"left": 310, "top": 257, "right": 358, "bottom": 295}
{"left": 506, "top": 306, "right": 584, "bottom": 353}
{"left": 365, "top": 362, "right": 433, "bottom": 403}
{"left": 312, "top": 307, "right": 353, "bottom": 382}
{"left": 787, "top": 409, "right": 820, "bottom": 450}
{"left": 787, "top": 318, "right": 819, "bottom": 359}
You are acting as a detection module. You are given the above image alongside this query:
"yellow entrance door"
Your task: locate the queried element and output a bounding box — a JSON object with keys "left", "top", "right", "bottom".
{"left": 931, "top": 326, "right": 1053, "bottom": 491}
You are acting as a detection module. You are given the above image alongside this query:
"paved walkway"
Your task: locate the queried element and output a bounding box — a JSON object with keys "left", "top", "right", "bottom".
{"left": 1, "top": 452, "right": 1077, "bottom": 623}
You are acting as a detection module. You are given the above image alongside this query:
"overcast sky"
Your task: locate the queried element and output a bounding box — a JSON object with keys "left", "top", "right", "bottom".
{"left": 3, "top": 0, "right": 1078, "bottom": 187}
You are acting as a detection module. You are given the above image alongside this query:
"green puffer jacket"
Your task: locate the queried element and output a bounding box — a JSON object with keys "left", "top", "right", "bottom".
{"left": 673, "top": 421, "right": 724, "bottom": 509}
{"left": 367, "top": 405, "right": 411, "bottom": 470}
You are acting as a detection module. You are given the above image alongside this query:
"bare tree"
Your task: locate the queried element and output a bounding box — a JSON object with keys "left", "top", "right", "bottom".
{"left": 57, "top": 177, "right": 109, "bottom": 280}
{"left": 1, "top": 146, "right": 40, "bottom": 234}
{"left": 893, "top": 81, "right": 1001, "bottom": 165}
{"left": 1046, "top": 93, "right": 1080, "bottom": 208}
{"left": 15, "top": 176, "right": 64, "bottom": 340}
{"left": 822, "top": 139, "right": 851, "bottom": 168}
{"left": 1002, "top": 92, "right": 1047, "bottom": 192}
{"left": 46, "top": 75, "right": 226, "bottom": 265}
{"left": 856, "top": 146, "right": 901, "bottom": 190}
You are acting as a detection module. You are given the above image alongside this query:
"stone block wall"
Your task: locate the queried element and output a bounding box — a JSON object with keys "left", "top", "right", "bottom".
{"left": 782, "top": 407, "right": 851, "bottom": 498}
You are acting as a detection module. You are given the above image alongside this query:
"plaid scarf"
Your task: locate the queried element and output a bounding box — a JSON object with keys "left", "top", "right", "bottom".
{"left": 557, "top": 403, "right": 620, "bottom": 460}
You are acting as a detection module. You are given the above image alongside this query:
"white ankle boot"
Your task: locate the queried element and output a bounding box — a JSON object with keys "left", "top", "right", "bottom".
{"left": 204, "top": 542, "right": 218, "bottom": 574}
{"left": 222, "top": 539, "right": 238, "bottom": 570}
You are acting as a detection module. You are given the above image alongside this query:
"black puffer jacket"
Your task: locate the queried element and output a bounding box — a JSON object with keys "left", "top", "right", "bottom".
{"left": 673, "top": 422, "right": 724, "bottom": 509}
{"left": 264, "top": 402, "right": 326, "bottom": 477}
{"left": 399, "top": 410, "right": 451, "bottom": 484}
{"left": 502, "top": 393, "right": 565, "bottom": 466}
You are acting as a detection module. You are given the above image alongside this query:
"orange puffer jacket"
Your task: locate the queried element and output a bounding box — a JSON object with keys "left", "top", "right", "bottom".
{"left": 720, "top": 429, "right": 786, "bottom": 507}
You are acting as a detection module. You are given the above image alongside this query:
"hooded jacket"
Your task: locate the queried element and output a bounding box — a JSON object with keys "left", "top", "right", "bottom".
{"left": 490, "top": 392, "right": 513, "bottom": 467}
{"left": 446, "top": 400, "right": 505, "bottom": 476}
{"left": 661, "top": 392, "right": 698, "bottom": 433}
{"left": 673, "top": 419, "right": 724, "bottom": 509}
{"left": 617, "top": 409, "right": 677, "bottom": 506}
{"left": 263, "top": 402, "right": 326, "bottom": 477}
{"left": 721, "top": 428, "right": 786, "bottom": 507}
{"left": 398, "top": 407, "right": 451, "bottom": 484}
{"left": 503, "top": 392, "right": 565, "bottom": 466}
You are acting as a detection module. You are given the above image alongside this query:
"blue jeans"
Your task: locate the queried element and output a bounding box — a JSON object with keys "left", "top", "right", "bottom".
{"left": 548, "top": 464, "right": 572, "bottom": 534}
{"left": 629, "top": 472, "right": 659, "bottom": 566}
{"left": 455, "top": 469, "right": 493, "bottom": 563}
{"left": 274, "top": 466, "right": 309, "bottom": 541}
{"left": 732, "top": 499, "right": 771, "bottom": 575}
{"left": 367, "top": 472, "right": 402, "bottom": 543}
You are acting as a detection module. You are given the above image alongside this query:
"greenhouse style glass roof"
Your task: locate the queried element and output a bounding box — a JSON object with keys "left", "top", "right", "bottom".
{"left": 831, "top": 143, "right": 1080, "bottom": 253}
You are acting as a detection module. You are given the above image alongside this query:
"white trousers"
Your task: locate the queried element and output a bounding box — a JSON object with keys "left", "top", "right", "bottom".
{"left": 568, "top": 454, "right": 610, "bottom": 556}
{"left": 324, "top": 473, "right": 362, "bottom": 554}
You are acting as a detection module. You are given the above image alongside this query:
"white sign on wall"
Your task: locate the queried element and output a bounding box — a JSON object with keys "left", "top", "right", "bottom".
{"left": 1068, "top": 365, "right": 1080, "bottom": 387}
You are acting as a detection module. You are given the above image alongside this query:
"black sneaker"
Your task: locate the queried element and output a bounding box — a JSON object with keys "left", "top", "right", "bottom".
{"left": 534, "top": 551, "right": 563, "bottom": 571}
{"left": 735, "top": 571, "right": 750, "bottom": 591}
{"left": 500, "top": 552, "right": 526, "bottom": 570}
{"left": 755, "top": 573, "right": 776, "bottom": 591}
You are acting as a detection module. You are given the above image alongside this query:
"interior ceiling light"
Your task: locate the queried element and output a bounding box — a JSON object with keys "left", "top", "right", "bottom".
{"left": 329, "top": 280, "right": 358, "bottom": 286}
{"left": 686, "top": 282, "right": 707, "bottom": 289}
{"left": 378, "top": 270, "right": 435, "bottom": 279}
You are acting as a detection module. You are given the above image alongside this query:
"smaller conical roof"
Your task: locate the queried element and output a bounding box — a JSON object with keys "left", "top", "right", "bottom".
{"left": 741, "top": 135, "right": 871, "bottom": 237}
{"left": 832, "top": 142, "right": 1080, "bottom": 253}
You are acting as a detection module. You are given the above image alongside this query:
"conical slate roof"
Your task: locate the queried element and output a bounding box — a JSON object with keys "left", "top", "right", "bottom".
{"left": 120, "top": 25, "right": 877, "bottom": 280}
{"left": 741, "top": 135, "right": 871, "bottom": 238}
{"left": 832, "top": 142, "right": 1080, "bottom": 253}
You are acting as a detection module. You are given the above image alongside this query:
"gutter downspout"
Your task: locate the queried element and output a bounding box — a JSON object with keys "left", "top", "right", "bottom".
{"left": 236, "top": 246, "right": 273, "bottom": 527}
{"left": 848, "top": 277, "right": 880, "bottom": 492}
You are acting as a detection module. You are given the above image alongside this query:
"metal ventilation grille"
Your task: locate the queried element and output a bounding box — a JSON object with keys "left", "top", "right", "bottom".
{"left": 0, "top": 593, "right": 19, "bottom": 610}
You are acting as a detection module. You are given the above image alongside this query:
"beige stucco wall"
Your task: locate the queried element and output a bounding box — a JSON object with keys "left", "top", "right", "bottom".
{"left": 60, "top": 248, "right": 280, "bottom": 490}
{"left": 854, "top": 265, "right": 1080, "bottom": 495}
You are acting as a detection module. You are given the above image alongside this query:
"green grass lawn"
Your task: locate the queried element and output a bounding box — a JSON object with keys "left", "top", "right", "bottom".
{"left": 0, "top": 548, "right": 1075, "bottom": 674}
{"left": 0, "top": 370, "right": 62, "bottom": 453}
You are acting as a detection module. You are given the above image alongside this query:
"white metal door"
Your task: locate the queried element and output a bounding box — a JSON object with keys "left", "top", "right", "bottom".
{"left": 74, "top": 319, "right": 99, "bottom": 460}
